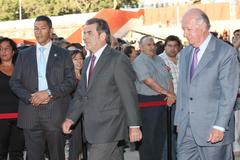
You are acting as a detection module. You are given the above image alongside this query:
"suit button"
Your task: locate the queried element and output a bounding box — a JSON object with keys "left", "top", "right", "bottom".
{"left": 190, "top": 97, "right": 193, "bottom": 100}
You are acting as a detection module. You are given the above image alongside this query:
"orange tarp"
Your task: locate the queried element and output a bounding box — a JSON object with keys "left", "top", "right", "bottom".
{"left": 66, "top": 27, "right": 83, "bottom": 43}
{"left": 66, "top": 8, "right": 144, "bottom": 43}
{"left": 94, "top": 9, "right": 144, "bottom": 34}
{"left": 12, "top": 38, "right": 36, "bottom": 46}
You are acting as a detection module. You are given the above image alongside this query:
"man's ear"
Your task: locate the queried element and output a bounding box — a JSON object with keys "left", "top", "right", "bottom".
{"left": 50, "top": 28, "right": 54, "bottom": 37}
{"left": 139, "top": 44, "right": 143, "bottom": 51}
{"left": 100, "top": 32, "right": 107, "bottom": 42}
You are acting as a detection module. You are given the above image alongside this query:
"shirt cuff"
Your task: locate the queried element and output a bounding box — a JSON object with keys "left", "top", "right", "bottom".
{"left": 129, "top": 126, "right": 140, "bottom": 128}
{"left": 213, "top": 125, "right": 225, "bottom": 132}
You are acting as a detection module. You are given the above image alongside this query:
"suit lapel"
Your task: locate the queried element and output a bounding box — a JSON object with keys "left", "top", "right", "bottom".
{"left": 87, "top": 46, "right": 111, "bottom": 91}
{"left": 30, "top": 46, "right": 38, "bottom": 89}
{"left": 186, "top": 47, "right": 194, "bottom": 85}
{"left": 191, "top": 36, "right": 216, "bottom": 81}
{"left": 46, "top": 45, "right": 58, "bottom": 75}
{"left": 82, "top": 57, "right": 91, "bottom": 93}
{"left": 31, "top": 46, "right": 38, "bottom": 71}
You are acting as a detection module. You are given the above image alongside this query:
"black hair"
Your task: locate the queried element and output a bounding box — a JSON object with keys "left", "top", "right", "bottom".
{"left": 35, "top": 15, "right": 52, "bottom": 28}
{"left": 233, "top": 29, "right": 240, "bottom": 35}
{"left": 164, "top": 35, "right": 182, "bottom": 48}
{"left": 0, "top": 37, "right": 18, "bottom": 64}
{"left": 123, "top": 46, "right": 135, "bottom": 58}
{"left": 85, "top": 18, "right": 111, "bottom": 45}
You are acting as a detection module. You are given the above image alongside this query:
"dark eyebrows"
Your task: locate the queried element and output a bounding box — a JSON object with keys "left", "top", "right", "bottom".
{"left": 84, "top": 30, "right": 92, "bottom": 34}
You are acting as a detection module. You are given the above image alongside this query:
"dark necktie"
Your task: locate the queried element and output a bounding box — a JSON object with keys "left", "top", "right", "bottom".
{"left": 88, "top": 55, "right": 96, "bottom": 84}
{"left": 190, "top": 47, "right": 200, "bottom": 80}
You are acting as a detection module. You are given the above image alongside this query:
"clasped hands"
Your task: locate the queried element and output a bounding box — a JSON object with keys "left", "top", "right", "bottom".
{"left": 30, "top": 90, "right": 52, "bottom": 106}
{"left": 165, "top": 92, "right": 176, "bottom": 106}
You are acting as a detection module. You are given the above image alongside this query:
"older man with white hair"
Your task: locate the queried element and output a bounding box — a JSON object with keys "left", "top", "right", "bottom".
{"left": 174, "top": 8, "right": 239, "bottom": 160}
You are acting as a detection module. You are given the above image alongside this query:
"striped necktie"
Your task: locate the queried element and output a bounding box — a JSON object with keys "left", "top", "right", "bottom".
{"left": 88, "top": 55, "right": 96, "bottom": 84}
{"left": 38, "top": 47, "right": 48, "bottom": 90}
{"left": 190, "top": 47, "right": 200, "bottom": 80}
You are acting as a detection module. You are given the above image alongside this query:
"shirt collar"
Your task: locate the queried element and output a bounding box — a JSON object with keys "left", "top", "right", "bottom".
{"left": 37, "top": 40, "right": 52, "bottom": 50}
{"left": 141, "top": 52, "right": 158, "bottom": 60}
{"left": 198, "top": 33, "right": 212, "bottom": 52}
{"left": 92, "top": 44, "right": 107, "bottom": 61}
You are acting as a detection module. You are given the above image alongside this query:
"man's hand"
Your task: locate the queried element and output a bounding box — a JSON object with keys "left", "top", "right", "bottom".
{"left": 31, "top": 90, "right": 51, "bottom": 106}
{"left": 166, "top": 96, "right": 176, "bottom": 106}
{"left": 41, "top": 97, "right": 51, "bottom": 105}
{"left": 207, "top": 128, "right": 224, "bottom": 144}
{"left": 129, "top": 128, "right": 142, "bottom": 142}
{"left": 165, "top": 92, "right": 176, "bottom": 106}
{"left": 62, "top": 119, "right": 74, "bottom": 134}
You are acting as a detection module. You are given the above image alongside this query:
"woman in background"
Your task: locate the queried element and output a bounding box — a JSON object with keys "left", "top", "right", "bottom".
{"left": 71, "top": 49, "right": 85, "bottom": 81}
{"left": 123, "top": 45, "right": 138, "bottom": 62}
{"left": 0, "top": 37, "right": 25, "bottom": 160}
{"left": 67, "top": 44, "right": 86, "bottom": 160}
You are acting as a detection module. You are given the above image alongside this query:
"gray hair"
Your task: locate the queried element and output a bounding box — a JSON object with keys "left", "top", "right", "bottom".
{"left": 139, "top": 35, "right": 153, "bottom": 46}
{"left": 196, "top": 11, "right": 211, "bottom": 29}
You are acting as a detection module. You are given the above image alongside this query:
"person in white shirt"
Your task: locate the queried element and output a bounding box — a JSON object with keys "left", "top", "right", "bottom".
{"left": 10, "top": 15, "right": 76, "bottom": 160}
{"left": 62, "top": 18, "right": 142, "bottom": 160}
{"left": 159, "top": 35, "right": 182, "bottom": 160}
{"left": 232, "top": 29, "right": 240, "bottom": 156}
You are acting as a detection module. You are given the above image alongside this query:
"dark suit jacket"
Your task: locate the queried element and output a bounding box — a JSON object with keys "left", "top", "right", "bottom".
{"left": 10, "top": 44, "right": 76, "bottom": 129}
{"left": 66, "top": 46, "right": 141, "bottom": 144}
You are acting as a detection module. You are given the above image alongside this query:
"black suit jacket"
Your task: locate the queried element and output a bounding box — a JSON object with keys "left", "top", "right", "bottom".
{"left": 10, "top": 44, "right": 76, "bottom": 129}
{"left": 66, "top": 46, "right": 141, "bottom": 144}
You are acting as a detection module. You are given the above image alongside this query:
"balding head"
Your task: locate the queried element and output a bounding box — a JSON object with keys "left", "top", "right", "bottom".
{"left": 181, "top": 8, "right": 210, "bottom": 47}
{"left": 183, "top": 8, "right": 210, "bottom": 30}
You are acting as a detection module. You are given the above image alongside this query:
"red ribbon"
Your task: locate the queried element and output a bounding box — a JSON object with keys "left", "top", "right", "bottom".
{"left": 139, "top": 101, "right": 167, "bottom": 108}
{"left": 0, "top": 113, "right": 18, "bottom": 119}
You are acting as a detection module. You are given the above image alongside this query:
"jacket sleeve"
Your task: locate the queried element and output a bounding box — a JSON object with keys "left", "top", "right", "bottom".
{"left": 9, "top": 52, "right": 32, "bottom": 104}
{"left": 114, "top": 54, "right": 141, "bottom": 127}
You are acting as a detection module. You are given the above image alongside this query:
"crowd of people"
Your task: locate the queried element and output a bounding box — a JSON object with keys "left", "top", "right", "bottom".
{"left": 0, "top": 8, "right": 239, "bottom": 160}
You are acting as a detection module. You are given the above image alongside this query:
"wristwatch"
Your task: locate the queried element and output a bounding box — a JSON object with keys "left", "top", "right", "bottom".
{"left": 47, "top": 89, "right": 52, "bottom": 97}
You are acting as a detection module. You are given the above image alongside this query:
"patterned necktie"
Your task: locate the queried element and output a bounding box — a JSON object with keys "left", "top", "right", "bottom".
{"left": 38, "top": 47, "right": 48, "bottom": 90}
{"left": 88, "top": 55, "right": 96, "bottom": 84}
{"left": 190, "top": 47, "right": 200, "bottom": 80}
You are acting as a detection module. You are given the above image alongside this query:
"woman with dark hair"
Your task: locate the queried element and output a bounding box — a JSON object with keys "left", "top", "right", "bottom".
{"left": 0, "top": 37, "right": 25, "bottom": 160}
{"left": 70, "top": 49, "right": 85, "bottom": 81}
{"left": 123, "top": 45, "right": 138, "bottom": 62}
{"left": 67, "top": 45, "right": 86, "bottom": 160}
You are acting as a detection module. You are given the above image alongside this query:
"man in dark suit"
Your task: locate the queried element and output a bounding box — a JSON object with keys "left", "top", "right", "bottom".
{"left": 62, "top": 18, "right": 142, "bottom": 160}
{"left": 174, "top": 8, "right": 239, "bottom": 160}
{"left": 10, "top": 15, "right": 76, "bottom": 160}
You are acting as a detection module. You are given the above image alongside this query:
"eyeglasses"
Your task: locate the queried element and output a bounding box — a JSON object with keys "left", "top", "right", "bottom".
{"left": 0, "top": 47, "right": 12, "bottom": 52}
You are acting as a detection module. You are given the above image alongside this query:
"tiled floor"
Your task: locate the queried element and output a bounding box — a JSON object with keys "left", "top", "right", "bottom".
{"left": 17, "top": 148, "right": 240, "bottom": 160}
{"left": 124, "top": 149, "right": 240, "bottom": 160}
